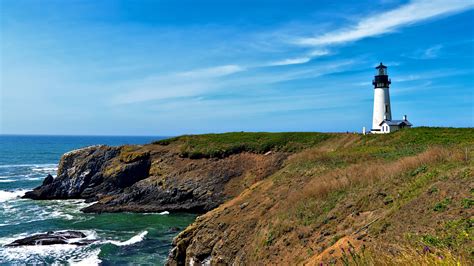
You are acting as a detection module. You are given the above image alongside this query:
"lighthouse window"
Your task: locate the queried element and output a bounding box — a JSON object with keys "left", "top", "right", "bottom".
{"left": 385, "top": 104, "right": 390, "bottom": 113}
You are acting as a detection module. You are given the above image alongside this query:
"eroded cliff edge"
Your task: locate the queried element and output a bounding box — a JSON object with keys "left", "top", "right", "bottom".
{"left": 23, "top": 133, "right": 312, "bottom": 213}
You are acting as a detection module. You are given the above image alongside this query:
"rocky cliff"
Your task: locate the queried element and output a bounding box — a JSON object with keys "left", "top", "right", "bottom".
{"left": 24, "top": 134, "right": 291, "bottom": 213}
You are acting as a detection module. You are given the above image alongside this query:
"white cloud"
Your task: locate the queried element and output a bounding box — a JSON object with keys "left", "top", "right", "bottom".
{"left": 423, "top": 45, "right": 443, "bottom": 58}
{"left": 393, "top": 69, "right": 473, "bottom": 83}
{"left": 110, "top": 60, "right": 356, "bottom": 105}
{"left": 230, "top": 60, "right": 357, "bottom": 85}
{"left": 110, "top": 80, "right": 213, "bottom": 105}
{"left": 295, "top": 0, "right": 474, "bottom": 46}
{"left": 110, "top": 64, "right": 246, "bottom": 105}
{"left": 267, "top": 57, "right": 311, "bottom": 66}
{"left": 177, "top": 64, "right": 245, "bottom": 78}
{"left": 264, "top": 49, "right": 330, "bottom": 67}
{"left": 405, "top": 44, "right": 444, "bottom": 59}
{"left": 308, "top": 49, "right": 330, "bottom": 57}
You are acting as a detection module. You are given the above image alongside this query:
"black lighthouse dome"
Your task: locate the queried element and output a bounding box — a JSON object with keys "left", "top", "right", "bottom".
{"left": 372, "top": 62, "right": 391, "bottom": 88}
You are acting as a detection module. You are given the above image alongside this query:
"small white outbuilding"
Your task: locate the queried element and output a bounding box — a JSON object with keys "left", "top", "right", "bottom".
{"left": 379, "top": 115, "right": 413, "bottom": 133}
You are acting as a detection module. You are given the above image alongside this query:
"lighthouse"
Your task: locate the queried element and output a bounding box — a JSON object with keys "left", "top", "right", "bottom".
{"left": 371, "top": 63, "right": 392, "bottom": 131}
{"left": 370, "top": 63, "right": 412, "bottom": 134}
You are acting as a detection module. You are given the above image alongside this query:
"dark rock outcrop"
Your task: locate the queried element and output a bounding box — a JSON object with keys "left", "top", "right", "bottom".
{"left": 82, "top": 152, "right": 286, "bottom": 213}
{"left": 42, "top": 174, "right": 54, "bottom": 186}
{"left": 5, "top": 231, "right": 95, "bottom": 247}
{"left": 23, "top": 145, "right": 151, "bottom": 202}
{"left": 24, "top": 143, "right": 287, "bottom": 214}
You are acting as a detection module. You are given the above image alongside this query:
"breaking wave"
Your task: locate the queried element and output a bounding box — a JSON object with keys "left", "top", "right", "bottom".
{"left": 104, "top": 231, "right": 148, "bottom": 247}
{"left": 0, "top": 179, "right": 16, "bottom": 183}
{"left": 0, "top": 163, "right": 57, "bottom": 169}
{"left": 0, "top": 190, "right": 28, "bottom": 202}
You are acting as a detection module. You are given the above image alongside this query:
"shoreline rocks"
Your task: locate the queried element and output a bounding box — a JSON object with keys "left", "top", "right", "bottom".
{"left": 23, "top": 145, "right": 123, "bottom": 200}
{"left": 5, "top": 231, "right": 96, "bottom": 247}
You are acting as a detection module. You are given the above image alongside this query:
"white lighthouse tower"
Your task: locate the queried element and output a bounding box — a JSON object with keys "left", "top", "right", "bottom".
{"left": 370, "top": 62, "right": 412, "bottom": 134}
{"left": 371, "top": 63, "right": 392, "bottom": 132}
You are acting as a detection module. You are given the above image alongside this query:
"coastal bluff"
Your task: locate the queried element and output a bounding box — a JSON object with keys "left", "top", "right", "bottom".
{"left": 23, "top": 129, "right": 473, "bottom": 265}
{"left": 23, "top": 132, "right": 311, "bottom": 212}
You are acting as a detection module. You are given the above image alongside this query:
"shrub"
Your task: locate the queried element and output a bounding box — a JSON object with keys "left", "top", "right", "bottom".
{"left": 461, "top": 198, "right": 474, "bottom": 209}
{"left": 433, "top": 198, "right": 452, "bottom": 212}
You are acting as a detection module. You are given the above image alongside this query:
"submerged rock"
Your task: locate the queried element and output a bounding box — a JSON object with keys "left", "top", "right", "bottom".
{"left": 5, "top": 231, "right": 95, "bottom": 247}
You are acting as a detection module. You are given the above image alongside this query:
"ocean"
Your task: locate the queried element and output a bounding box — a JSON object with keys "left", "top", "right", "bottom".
{"left": 0, "top": 135, "right": 196, "bottom": 265}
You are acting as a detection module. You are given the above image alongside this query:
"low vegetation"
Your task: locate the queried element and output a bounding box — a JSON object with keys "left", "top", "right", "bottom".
{"left": 154, "top": 132, "right": 333, "bottom": 158}
{"left": 119, "top": 145, "right": 149, "bottom": 163}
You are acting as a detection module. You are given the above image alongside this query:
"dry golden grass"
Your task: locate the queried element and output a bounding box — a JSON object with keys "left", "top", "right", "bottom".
{"left": 289, "top": 147, "right": 460, "bottom": 205}
{"left": 364, "top": 245, "right": 469, "bottom": 266}
{"left": 306, "top": 241, "right": 468, "bottom": 265}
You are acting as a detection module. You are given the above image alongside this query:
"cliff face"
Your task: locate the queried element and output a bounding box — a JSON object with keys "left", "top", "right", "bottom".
{"left": 24, "top": 145, "right": 124, "bottom": 200}
{"left": 24, "top": 139, "right": 288, "bottom": 213}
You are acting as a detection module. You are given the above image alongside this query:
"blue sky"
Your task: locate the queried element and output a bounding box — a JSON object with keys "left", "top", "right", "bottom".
{"left": 1, "top": 0, "right": 473, "bottom": 136}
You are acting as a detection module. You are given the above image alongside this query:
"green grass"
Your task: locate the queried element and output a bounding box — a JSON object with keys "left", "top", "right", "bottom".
{"left": 362, "top": 127, "right": 474, "bottom": 147}
{"left": 154, "top": 132, "right": 334, "bottom": 158}
{"left": 461, "top": 198, "right": 474, "bottom": 209}
{"left": 420, "top": 218, "right": 473, "bottom": 257}
{"left": 292, "top": 190, "right": 346, "bottom": 226}
{"left": 153, "top": 127, "right": 473, "bottom": 159}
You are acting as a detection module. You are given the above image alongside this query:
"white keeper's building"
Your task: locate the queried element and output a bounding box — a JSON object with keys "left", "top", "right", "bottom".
{"left": 370, "top": 63, "right": 412, "bottom": 134}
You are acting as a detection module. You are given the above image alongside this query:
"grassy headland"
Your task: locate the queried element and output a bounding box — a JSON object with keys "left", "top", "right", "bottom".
{"left": 154, "top": 132, "right": 333, "bottom": 158}
{"left": 169, "top": 127, "right": 473, "bottom": 265}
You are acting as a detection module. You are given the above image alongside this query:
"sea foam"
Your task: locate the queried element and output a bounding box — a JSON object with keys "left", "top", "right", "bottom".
{"left": 0, "top": 190, "right": 28, "bottom": 202}
{"left": 0, "top": 163, "right": 57, "bottom": 169}
{"left": 105, "top": 231, "right": 148, "bottom": 246}
{"left": 0, "top": 179, "right": 16, "bottom": 183}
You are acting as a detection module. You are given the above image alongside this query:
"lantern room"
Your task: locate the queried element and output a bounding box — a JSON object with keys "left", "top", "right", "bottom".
{"left": 375, "top": 62, "right": 388, "bottom": 76}
{"left": 372, "top": 62, "right": 391, "bottom": 88}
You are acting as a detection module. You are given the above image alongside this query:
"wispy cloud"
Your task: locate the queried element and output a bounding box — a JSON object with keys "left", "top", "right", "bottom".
{"left": 110, "top": 79, "right": 213, "bottom": 105}
{"left": 423, "top": 45, "right": 443, "bottom": 59}
{"left": 263, "top": 48, "right": 330, "bottom": 67}
{"left": 110, "top": 64, "right": 247, "bottom": 105}
{"left": 110, "top": 59, "right": 357, "bottom": 105}
{"left": 395, "top": 69, "right": 472, "bottom": 82}
{"left": 267, "top": 57, "right": 311, "bottom": 66}
{"left": 230, "top": 59, "right": 357, "bottom": 86}
{"left": 176, "top": 64, "right": 245, "bottom": 78}
{"left": 404, "top": 44, "right": 444, "bottom": 59}
{"left": 309, "top": 48, "right": 331, "bottom": 57}
{"left": 294, "top": 0, "right": 474, "bottom": 46}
